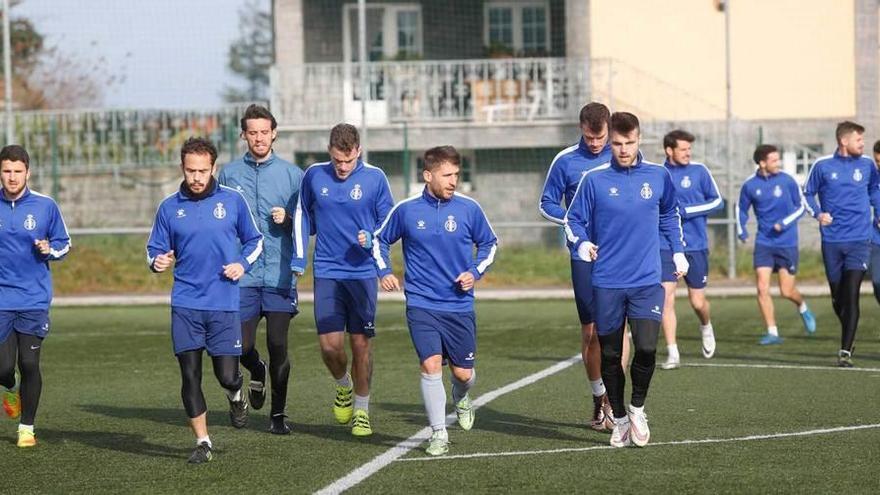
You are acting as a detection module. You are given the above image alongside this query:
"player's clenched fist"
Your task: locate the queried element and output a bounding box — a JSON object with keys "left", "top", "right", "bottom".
{"left": 380, "top": 273, "right": 400, "bottom": 292}
{"left": 223, "top": 262, "right": 245, "bottom": 281}
{"left": 153, "top": 250, "right": 175, "bottom": 272}
{"left": 33, "top": 239, "right": 50, "bottom": 255}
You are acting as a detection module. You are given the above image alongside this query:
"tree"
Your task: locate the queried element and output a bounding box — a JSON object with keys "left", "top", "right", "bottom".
{"left": 223, "top": 0, "right": 273, "bottom": 103}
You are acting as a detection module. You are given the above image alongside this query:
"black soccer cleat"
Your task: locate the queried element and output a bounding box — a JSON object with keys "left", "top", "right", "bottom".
{"left": 187, "top": 442, "right": 213, "bottom": 464}
{"left": 249, "top": 360, "right": 268, "bottom": 411}
{"left": 269, "top": 414, "right": 292, "bottom": 435}
{"left": 228, "top": 392, "right": 249, "bottom": 429}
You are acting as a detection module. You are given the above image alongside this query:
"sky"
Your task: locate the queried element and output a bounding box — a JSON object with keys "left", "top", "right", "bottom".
{"left": 15, "top": 0, "right": 268, "bottom": 109}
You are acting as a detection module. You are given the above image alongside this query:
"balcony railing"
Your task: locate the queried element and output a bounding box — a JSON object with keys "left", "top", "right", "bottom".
{"left": 270, "top": 57, "right": 590, "bottom": 126}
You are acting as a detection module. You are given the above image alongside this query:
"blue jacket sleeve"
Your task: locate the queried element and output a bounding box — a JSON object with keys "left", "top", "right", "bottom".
{"left": 869, "top": 164, "right": 880, "bottom": 226}
{"left": 236, "top": 194, "right": 264, "bottom": 271}
{"left": 468, "top": 205, "right": 499, "bottom": 280}
{"left": 146, "top": 204, "right": 171, "bottom": 273}
{"left": 368, "top": 172, "right": 395, "bottom": 268}
{"left": 660, "top": 171, "right": 685, "bottom": 253}
{"left": 736, "top": 185, "right": 751, "bottom": 241}
{"left": 45, "top": 201, "right": 71, "bottom": 261}
{"left": 682, "top": 167, "right": 723, "bottom": 219}
{"left": 803, "top": 162, "right": 822, "bottom": 218}
{"left": 778, "top": 177, "right": 806, "bottom": 232}
{"left": 372, "top": 203, "right": 404, "bottom": 278}
{"left": 291, "top": 170, "right": 313, "bottom": 274}
{"left": 539, "top": 158, "right": 568, "bottom": 225}
{"left": 563, "top": 174, "right": 592, "bottom": 254}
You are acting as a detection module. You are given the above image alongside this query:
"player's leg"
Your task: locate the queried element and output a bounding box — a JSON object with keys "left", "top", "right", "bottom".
{"left": 837, "top": 242, "right": 869, "bottom": 367}
{"left": 821, "top": 242, "right": 845, "bottom": 321}
{"left": 177, "top": 350, "right": 212, "bottom": 463}
{"left": 314, "top": 279, "right": 353, "bottom": 424}
{"left": 571, "top": 259, "right": 612, "bottom": 429}
{"left": 16, "top": 334, "right": 42, "bottom": 445}
{"left": 624, "top": 284, "right": 664, "bottom": 447}
{"left": 870, "top": 243, "right": 880, "bottom": 307}
{"left": 265, "top": 311, "right": 293, "bottom": 434}
{"left": 442, "top": 311, "right": 477, "bottom": 432}
{"left": 345, "top": 279, "right": 377, "bottom": 436}
{"left": 594, "top": 287, "right": 630, "bottom": 447}
{"left": 754, "top": 267, "right": 781, "bottom": 344}
{"left": 238, "top": 287, "right": 267, "bottom": 410}
{"left": 659, "top": 250, "right": 679, "bottom": 369}
{"left": 683, "top": 250, "right": 714, "bottom": 358}
{"left": 205, "top": 310, "right": 248, "bottom": 428}
{"left": 0, "top": 319, "right": 20, "bottom": 420}
{"left": 777, "top": 255, "right": 815, "bottom": 335}
{"left": 406, "top": 307, "right": 449, "bottom": 455}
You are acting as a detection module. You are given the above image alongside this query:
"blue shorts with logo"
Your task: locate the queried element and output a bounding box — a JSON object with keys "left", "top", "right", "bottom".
{"left": 171, "top": 307, "right": 242, "bottom": 356}
{"left": 240, "top": 287, "right": 299, "bottom": 322}
{"left": 593, "top": 284, "right": 664, "bottom": 335}
{"left": 0, "top": 310, "right": 50, "bottom": 344}
{"left": 821, "top": 241, "right": 870, "bottom": 284}
{"left": 406, "top": 307, "right": 476, "bottom": 368}
{"left": 660, "top": 249, "right": 709, "bottom": 289}
{"left": 314, "top": 278, "right": 377, "bottom": 337}
{"left": 571, "top": 259, "right": 594, "bottom": 324}
{"left": 753, "top": 244, "right": 799, "bottom": 274}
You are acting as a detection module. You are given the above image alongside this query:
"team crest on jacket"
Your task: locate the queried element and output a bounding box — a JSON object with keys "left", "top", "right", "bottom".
{"left": 23, "top": 214, "right": 36, "bottom": 231}
{"left": 853, "top": 168, "right": 863, "bottom": 182}
{"left": 773, "top": 185, "right": 782, "bottom": 197}
{"left": 176, "top": 209, "right": 186, "bottom": 218}
{"left": 350, "top": 184, "right": 363, "bottom": 200}
{"left": 680, "top": 176, "right": 692, "bottom": 188}
{"left": 417, "top": 220, "right": 426, "bottom": 230}
{"left": 640, "top": 182, "right": 653, "bottom": 200}
{"left": 444, "top": 215, "right": 457, "bottom": 232}
{"left": 321, "top": 187, "right": 329, "bottom": 196}
{"left": 213, "top": 202, "right": 226, "bottom": 219}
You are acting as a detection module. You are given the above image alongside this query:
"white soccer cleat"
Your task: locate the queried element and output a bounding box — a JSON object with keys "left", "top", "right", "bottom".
{"left": 609, "top": 416, "right": 632, "bottom": 448}
{"left": 628, "top": 405, "right": 650, "bottom": 447}
{"left": 701, "top": 327, "right": 716, "bottom": 359}
{"left": 661, "top": 354, "right": 680, "bottom": 370}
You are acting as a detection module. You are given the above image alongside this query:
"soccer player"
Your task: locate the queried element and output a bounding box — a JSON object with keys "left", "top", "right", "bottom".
{"left": 218, "top": 104, "right": 304, "bottom": 435}
{"left": 737, "top": 144, "right": 816, "bottom": 344}
{"left": 803, "top": 121, "right": 880, "bottom": 367}
{"left": 870, "top": 140, "right": 880, "bottom": 307}
{"left": 292, "top": 124, "right": 394, "bottom": 436}
{"left": 147, "top": 137, "right": 263, "bottom": 463}
{"left": 372, "top": 145, "right": 498, "bottom": 456}
{"left": 565, "top": 112, "right": 686, "bottom": 448}
{"left": 539, "top": 102, "right": 614, "bottom": 430}
{"left": 659, "top": 130, "right": 723, "bottom": 369}
{"left": 0, "top": 145, "right": 70, "bottom": 448}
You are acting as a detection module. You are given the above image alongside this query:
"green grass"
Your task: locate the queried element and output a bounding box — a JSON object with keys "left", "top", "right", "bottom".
{"left": 2, "top": 298, "right": 879, "bottom": 493}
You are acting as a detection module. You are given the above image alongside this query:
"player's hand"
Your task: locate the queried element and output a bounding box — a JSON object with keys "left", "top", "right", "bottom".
{"left": 577, "top": 241, "right": 598, "bottom": 262}
{"left": 773, "top": 223, "right": 782, "bottom": 232}
{"left": 223, "top": 262, "right": 245, "bottom": 281}
{"left": 381, "top": 274, "right": 401, "bottom": 291}
{"left": 817, "top": 212, "right": 833, "bottom": 226}
{"left": 271, "top": 207, "right": 286, "bottom": 224}
{"left": 455, "top": 271, "right": 476, "bottom": 291}
{"left": 33, "top": 239, "right": 50, "bottom": 255}
{"left": 153, "top": 250, "right": 175, "bottom": 272}
{"left": 357, "top": 229, "right": 373, "bottom": 249}
{"left": 672, "top": 252, "right": 689, "bottom": 279}
{"left": 737, "top": 234, "right": 748, "bottom": 244}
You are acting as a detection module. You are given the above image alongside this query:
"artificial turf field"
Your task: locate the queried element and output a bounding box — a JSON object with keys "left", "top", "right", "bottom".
{"left": 3, "top": 297, "right": 879, "bottom": 494}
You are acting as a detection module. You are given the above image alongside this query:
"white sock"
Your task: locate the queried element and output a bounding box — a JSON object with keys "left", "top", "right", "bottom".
{"left": 336, "top": 373, "right": 352, "bottom": 388}
{"left": 420, "top": 373, "right": 447, "bottom": 430}
{"left": 452, "top": 370, "right": 476, "bottom": 405}
{"left": 354, "top": 394, "right": 370, "bottom": 413}
{"left": 767, "top": 326, "right": 779, "bottom": 337}
{"left": 667, "top": 344, "right": 680, "bottom": 359}
{"left": 431, "top": 426, "right": 448, "bottom": 438}
{"left": 629, "top": 404, "right": 645, "bottom": 415}
{"left": 799, "top": 302, "right": 808, "bottom": 314}
{"left": 18, "top": 424, "right": 34, "bottom": 433}
{"left": 700, "top": 322, "right": 713, "bottom": 334}
{"left": 589, "top": 378, "right": 606, "bottom": 397}
{"left": 225, "top": 387, "right": 242, "bottom": 402}
{"left": 196, "top": 435, "right": 212, "bottom": 448}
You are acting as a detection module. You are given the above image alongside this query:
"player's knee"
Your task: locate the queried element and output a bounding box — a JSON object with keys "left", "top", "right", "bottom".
{"left": 451, "top": 367, "right": 473, "bottom": 383}
{"left": 218, "top": 371, "right": 242, "bottom": 392}
{"left": 420, "top": 355, "right": 443, "bottom": 374}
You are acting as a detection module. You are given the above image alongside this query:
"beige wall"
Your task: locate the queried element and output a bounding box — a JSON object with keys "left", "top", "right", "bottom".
{"left": 590, "top": 0, "right": 856, "bottom": 120}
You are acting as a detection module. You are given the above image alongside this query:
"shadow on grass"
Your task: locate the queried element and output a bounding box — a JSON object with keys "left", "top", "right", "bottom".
{"left": 81, "top": 404, "right": 228, "bottom": 427}
{"left": 39, "top": 428, "right": 188, "bottom": 459}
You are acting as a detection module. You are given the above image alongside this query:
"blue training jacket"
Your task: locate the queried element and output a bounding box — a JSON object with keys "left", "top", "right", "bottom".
{"left": 218, "top": 152, "right": 304, "bottom": 290}
{"left": 803, "top": 151, "right": 880, "bottom": 243}
{"left": 564, "top": 155, "right": 684, "bottom": 288}
{"left": 292, "top": 160, "right": 394, "bottom": 279}
{"left": 539, "top": 139, "right": 612, "bottom": 259}
{"left": 372, "top": 189, "right": 498, "bottom": 312}
{"left": 737, "top": 170, "right": 804, "bottom": 248}
{"left": 146, "top": 180, "right": 263, "bottom": 312}
{"left": 0, "top": 188, "right": 70, "bottom": 310}
{"left": 662, "top": 161, "right": 723, "bottom": 251}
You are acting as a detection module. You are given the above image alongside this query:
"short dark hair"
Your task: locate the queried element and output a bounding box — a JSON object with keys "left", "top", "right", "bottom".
{"left": 423, "top": 146, "right": 461, "bottom": 171}
{"left": 180, "top": 137, "right": 218, "bottom": 165}
{"left": 0, "top": 145, "right": 30, "bottom": 170}
{"left": 872, "top": 140, "right": 880, "bottom": 155}
{"left": 663, "top": 129, "right": 695, "bottom": 150}
{"left": 240, "top": 104, "right": 277, "bottom": 132}
{"left": 610, "top": 112, "right": 640, "bottom": 135}
{"left": 753, "top": 144, "right": 778, "bottom": 165}
{"left": 329, "top": 123, "right": 360, "bottom": 152}
{"left": 579, "top": 102, "right": 610, "bottom": 134}
{"left": 835, "top": 121, "right": 864, "bottom": 142}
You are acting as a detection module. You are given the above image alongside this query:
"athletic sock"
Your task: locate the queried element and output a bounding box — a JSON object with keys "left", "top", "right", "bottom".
{"left": 799, "top": 302, "right": 808, "bottom": 313}
{"left": 767, "top": 325, "right": 779, "bottom": 337}
{"left": 196, "top": 435, "right": 212, "bottom": 448}
{"left": 628, "top": 404, "right": 644, "bottom": 415}
{"left": 225, "top": 388, "right": 242, "bottom": 402}
{"left": 336, "top": 373, "right": 352, "bottom": 389}
{"left": 452, "top": 370, "right": 475, "bottom": 405}
{"left": 353, "top": 394, "right": 370, "bottom": 413}
{"left": 18, "top": 424, "right": 34, "bottom": 434}
{"left": 420, "top": 373, "right": 447, "bottom": 430}
{"left": 667, "top": 344, "right": 680, "bottom": 360}
{"left": 589, "top": 378, "right": 606, "bottom": 398}
{"left": 700, "top": 323, "right": 713, "bottom": 334}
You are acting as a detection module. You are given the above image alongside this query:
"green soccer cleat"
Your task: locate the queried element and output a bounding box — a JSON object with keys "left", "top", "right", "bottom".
{"left": 333, "top": 385, "right": 353, "bottom": 424}
{"left": 187, "top": 442, "right": 212, "bottom": 464}
{"left": 351, "top": 409, "right": 373, "bottom": 437}
{"left": 455, "top": 395, "right": 474, "bottom": 431}
{"left": 425, "top": 430, "right": 449, "bottom": 456}
{"left": 3, "top": 389, "right": 21, "bottom": 420}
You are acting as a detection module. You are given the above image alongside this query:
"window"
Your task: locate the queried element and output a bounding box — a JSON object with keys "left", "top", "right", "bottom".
{"left": 397, "top": 10, "right": 420, "bottom": 58}
{"left": 484, "top": 2, "right": 550, "bottom": 56}
{"left": 343, "top": 4, "right": 422, "bottom": 62}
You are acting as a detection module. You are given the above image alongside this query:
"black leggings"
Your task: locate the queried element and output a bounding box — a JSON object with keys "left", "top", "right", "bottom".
{"left": 0, "top": 333, "right": 43, "bottom": 425}
{"left": 597, "top": 319, "right": 660, "bottom": 418}
{"left": 176, "top": 351, "right": 242, "bottom": 418}
{"left": 240, "top": 312, "right": 291, "bottom": 415}
{"left": 830, "top": 270, "right": 862, "bottom": 352}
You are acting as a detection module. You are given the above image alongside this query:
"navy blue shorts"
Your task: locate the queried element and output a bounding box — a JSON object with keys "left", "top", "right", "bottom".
{"left": 171, "top": 307, "right": 242, "bottom": 356}
{"left": 593, "top": 284, "right": 664, "bottom": 335}
{"left": 753, "top": 244, "right": 799, "bottom": 274}
{"left": 821, "top": 241, "right": 870, "bottom": 284}
{"left": 240, "top": 287, "right": 299, "bottom": 322}
{"left": 314, "top": 278, "right": 377, "bottom": 337}
{"left": 0, "top": 310, "right": 50, "bottom": 344}
{"left": 660, "top": 250, "right": 709, "bottom": 289}
{"left": 406, "top": 307, "right": 476, "bottom": 368}
{"left": 871, "top": 243, "right": 880, "bottom": 285}
{"left": 571, "top": 259, "right": 594, "bottom": 324}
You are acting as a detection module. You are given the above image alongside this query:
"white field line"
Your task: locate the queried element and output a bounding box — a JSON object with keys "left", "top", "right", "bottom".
{"left": 395, "top": 423, "right": 880, "bottom": 462}
{"left": 313, "top": 354, "right": 582, "bottom": 495}
{"left": 683, "top": 362, "right": 880, "bottom": 373}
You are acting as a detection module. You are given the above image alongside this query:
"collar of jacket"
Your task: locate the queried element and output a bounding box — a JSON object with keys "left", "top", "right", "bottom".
{"left": 243, "top": 151, "right": 275, "bottom": 168}
{"left": 610, "top": 151, "right": 645, "bottom": 171}
{"left": 0, "top": 186, "right": 30, "bottom": 203}
{"left": 578, "top": 137, "right": 610, "bottom": 159}
{"left": 178, "top": 176, "right": 219, "bottom": 201}
{"left": 421, "top": 186, "right": 452, "bottom": 207}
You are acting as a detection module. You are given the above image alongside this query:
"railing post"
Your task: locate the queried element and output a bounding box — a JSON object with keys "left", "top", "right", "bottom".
{"left": 50, "top": 116, "right": 59, "bottom": 199}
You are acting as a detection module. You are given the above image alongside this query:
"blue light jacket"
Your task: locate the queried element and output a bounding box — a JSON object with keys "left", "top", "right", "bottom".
{"left": 803, "top": 151, "right": 880, "bottom": 243}
{"left": 737, "top": 170, "right": 804, "bottom": 248}
{"left": 661, "top": 161, "right": 723, "bottom": 251}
